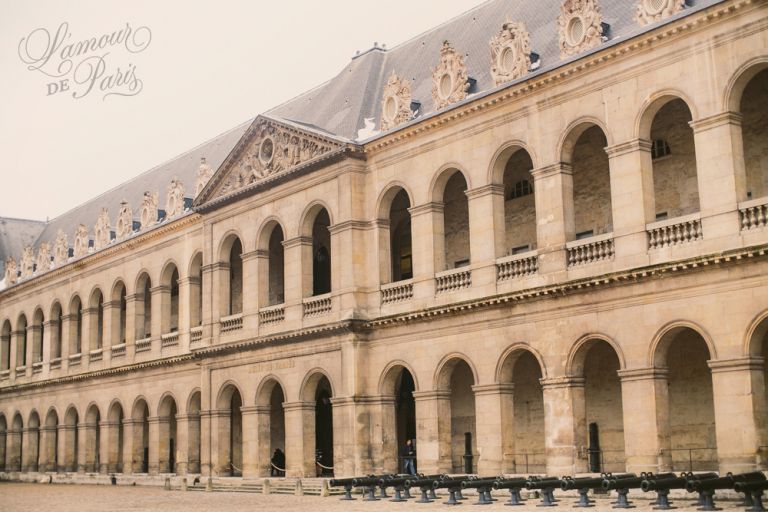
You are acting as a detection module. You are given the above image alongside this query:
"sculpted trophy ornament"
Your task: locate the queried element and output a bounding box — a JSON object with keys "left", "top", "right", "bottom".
{"left": 635, "top": 0, "right": 684, "bottom": 26}
{"left": 558, "top": 0, "right": 604, "bottom": 59}
{"left": 195, "top": 157, "right": 214, "bottom": 197}
{"left": 54, "top": 230, "right": 69, "bottom": 266}
{"left": 4, "top": 257, "right": 18, "bottom": 286}
{"left": 20, "top": 246, "right": 34, "bottom": 279}
{"left": 431, "top": 41, "right": 470, "bottom": 110}
{"left": 166, "top": 177, "right": 185, "bottom": 218}
{"left": 139, "top": 191, "right": 159, "bottom": 229}
{"left": 115, "top": 201, "right": 133, "bottom": 240}
{"left": 74, "top": 224, "right": 90, "bottom": 258}
{"left": 94, "top": 208, "right": 112, "bottom": 250}
{"left": 380, "top": 71, "right": 414, "bottom": 131}
{"left": 36, "top": 242, "right": 52, "bottom": 274}
{"left": 490, "top": 20, "right": 532, "bottom": 86}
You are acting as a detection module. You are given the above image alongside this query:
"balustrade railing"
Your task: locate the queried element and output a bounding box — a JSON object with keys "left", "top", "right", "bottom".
{"left": 134, "top": 337, "right": 151, "bottom": 353}
{"left": 220, "top": 313, "right": 243, "bottom": 333}
{"left": 647, "top": 214, "right": 702, "bottom": 249}
{"left": 190, "top": 326, "right": 203, "bottom": 344}
{"left": 566, "top": 233, "right": 615, "bottom": 267}
{"left": 68, "top": 353, "right": 81, "bottom": 366}
{"left": 739, "top": 197, "right": 768, "bottom": 231}
{"left": 89, "top": 348, "right": 103, "bottom": 362}
{"left": 381, "top": 279, "right": 414, "bottom": 305}
{"left": 303, "top": 294, "right": 332, "bottom": 317}
{"left": 49, "top": 357, "right": 61, "bottom": 370}
{"left": 496, "top": 251, "right": 538, "bottom": 281}
{"left": 435, "top": 267, "right": 472, "bottom": 294}
{"left": 259, "top": 304, "right": 285, "bottom": 325}
{"left": 111, "top": 343, "right": 126, "bottom": 358}
{"left": 32, "top": 361, "right": 43, "bottom": 374}
{"left": 0, "top": 369, "right": 9, "bottom": 379}
{"left": 161, "top": 331, "right": 179, "bottom": 348}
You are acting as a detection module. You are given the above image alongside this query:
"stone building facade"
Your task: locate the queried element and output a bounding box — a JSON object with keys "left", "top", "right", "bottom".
{"left": 1, "top": 0, "right": 767, "bottom": 481}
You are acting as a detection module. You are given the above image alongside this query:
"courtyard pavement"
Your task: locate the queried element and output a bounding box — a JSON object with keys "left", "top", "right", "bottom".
{"left": 0, "top": 482, "right": 754, "bottom": 512}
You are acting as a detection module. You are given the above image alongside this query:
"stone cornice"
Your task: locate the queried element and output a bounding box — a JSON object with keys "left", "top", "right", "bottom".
{"left": 411, "top": 390, "right": 451, "bottom": 401}
{"left": 616, "top": 367, "right": 670, "bottom": 382}
{"left": 531, "top": 163, "right": 572, "bottom": 180}
{"left": 472, "top": 383, "right": 515, "bottom": 396}
{"left": 282, "top": 236, "right": 313, "bottom": 249}
{"left": 605, "top": 139, "right": 653, "bottom": 158}
{"left": 361, "top": 0, "right": 757, "bottom": 155}
{"left": 689, "top": 111, "right": 743, "bottom": 133}
{"left": 328, "top": 220, "right": 370, "bottom": 235}
{"left": 465, "top": 184, "right": 505, "bottom": 200}
{"left": 708, "top": 356, "right": 764, "bottom": 373}
{"left": 282, "top": 401, "right": 315, "bottom": 412}
{"left": 408, "top": 202, "right": 444, "bottom": 217}
{"left": 540, "top": 376, "right": 585, "bottom": 389}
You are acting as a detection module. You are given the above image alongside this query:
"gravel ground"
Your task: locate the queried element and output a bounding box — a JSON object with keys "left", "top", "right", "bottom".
{"left": 0, "top": 482, "right": 753, "bottom": 512}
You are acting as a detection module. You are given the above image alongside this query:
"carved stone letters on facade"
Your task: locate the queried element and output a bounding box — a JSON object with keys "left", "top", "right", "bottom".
{"left": 54, "top": 230, "right": 69, "bottom": 266}
{"left": 74, "top": 224, "right": 90, "bottom": 258}
{"left": 115, "top": 201, "right": 133, "bottom": 240}
{"left": 380, "top": 71, "right": 414, "bottom": 131}
{"left": 36, "top": 243, "right": 52, "bottom": 274}
{"left": 20, "top": 247, "right": 34, "bottom": 280}
{"left": 94, "top": 208, "right": 111, "bottom": 250}
{"left": 166, "top": 178, "right": 185, "bottom": 219}
{"left": 635, "top": 0, "right": 685, "bottom": 26}
{"left": 139, "top": 191, "right": 159, "bottom": 229}
{"left": 558, "top": 0, "right": 604, "bottom": 59}
{"left": 431, "top": 41, "right": 470, "bottom": 110}
{"left": 195, "top": 157, "right": 214, "bottom": 197}
{"left": 4, "top": 257, "right": 18, "bottom": 286}
{"left": 490, "top": 20, "right": 532, "bottom": 86}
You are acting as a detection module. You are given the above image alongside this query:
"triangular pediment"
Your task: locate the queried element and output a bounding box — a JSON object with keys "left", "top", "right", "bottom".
{"left": 194, "top": 115, "right": 350, "bottom": 208}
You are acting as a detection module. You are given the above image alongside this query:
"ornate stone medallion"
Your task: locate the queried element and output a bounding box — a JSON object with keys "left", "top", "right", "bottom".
{"left": 94, "top": 208, "right": 111, "bottom": 250}
{"left": 20, "top": 247, "right": 34, "bottom": 279}
{"left": 54, "top": 230, "right": 69, "bottom": 266}
{"left": 73, "top": 225, "right": 89, "bottom": 258}
{"left": 558, "top": 0, "right": 604, "bottom": 59}
{"left": 195, "top": 157, "right": 214, "bottom": 197}
{"left": 431, "top": 41, "right": 470, "bottom": 110}
{"left": 635, "top": 0, "right": 684, "bottom": 26}
{"left": 36, "top": 243, "right": 52, "bottom": 274}
{"left": 166, "top": 178, "right": 185, "bottom": 218}
{"left": 490, "top": 20, "right": 532, "bottom": 87}
{"left": 380, "top": 71, "right": 413, "bottom": 131}
{"left": 115, "top": 201, "right": 133, "bottom": 240}
{"left": 139, "top": 191, "right": 159, "bottom": 229}
{"left": 4, "top": 257, "right": 18, "bottom": 285}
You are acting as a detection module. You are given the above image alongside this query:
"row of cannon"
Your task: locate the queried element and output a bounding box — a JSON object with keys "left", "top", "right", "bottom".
{"left": 329, "top": 471, "right": 768, "bottom": 510}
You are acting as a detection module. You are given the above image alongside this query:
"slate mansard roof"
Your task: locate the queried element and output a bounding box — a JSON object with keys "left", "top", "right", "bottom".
{"left": 2, "top": 0, "right": 725, "bottom": 284}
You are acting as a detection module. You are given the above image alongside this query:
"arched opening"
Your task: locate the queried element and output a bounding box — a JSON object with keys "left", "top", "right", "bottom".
{"left": 441, "top": 171, "right": 471, "bottom": 270}
{"left": 107, "top": 402, "right": 124, "bottom": 473}
{"left": 563, "top": 124, "right": 613, "bottom": 240}
{"left": 0, "top": 415, "right": 6, "bottom": 471}
{"left": 656, "top": 327, "right": 717, "bottom": 471}
{"left": 1, "top": 320, "right": 11, "bottom": 371}
{"left": 751, "top": 317, "right": 768, "bottom": 460}
{"left": 43, "top": 409, "right": 59, "bottom": 472}
{"left": 85, "top": 404, "right": 100, "bottom": 472}
{"left": 502, "top": 149, "right": 537, "bottom": 254}
{"left": 389, "top": 190, "right": 413, "bottom": 282}
{"left": 186, "top": 391, "right": 201, "bottom": 474}
{"left": 69, "top": 296, "right": 82, "bottom": 355}
{"left": 111, "top": 282, "right": 127, "bottom": 345}
{"left": 157, "top": 395, "right": 178, "bottom": 473}
{"left": 257, "top": 378, "right": 286, "bottom": 476}
{"left": 50, "top": 303, "right": 63, "bottom": 360}
{"left": 228, "top": 238, "right": 244, "bottom": 315}
{"left": 132, "top": 399, "right": 150, "bottom": 473}
{"left": 266, "top": 224, "right": 285, "bottom": 305}
{"left": 161, "top": 264, "right": 180, "bottom": 333}
{"left": 310, "top": 209, "right": 332, "bottom": 296}
{"left": 89, "top": 289, "right": 104, "bottom": 350}
{"left": 135, "top": 274, "right": 152, "bottom": 340}
{"left": 571, "top": 339, "right": 625, "bottom": 472}
{"left": 499, "top": 349, "right": 545, "bottom": 473}
{"left": 649, "top": 99, "right": 700, "bottom": 219}
{"left": 216, "top": 384, "right": 243, "bottom": 476}
{"left": 188, "top": 254, "right": 203, "bottom": 327}
{"left": 16, "top": 314, "right": 28, "bottom": 368}
{"left": 63, "top": 407, "right": 78, "bottom": 472}
{"left": 437, "top": 358, "right": 477, "bottom": 473}
{"left": 27, "top": 411, "right": 40, "bottom": 472}
{"left": 382, "top": 365, "right": 417, "bottom": 473}
{"left": 32, "top": 309, "right": 44, "bottom": 364}
{"left": 9, "top": 413, "right": 23, "bottom": 471}
{"left": 740, "top": 68, "right": 768, "bottom": 201}
{"left": 314, "top": 376, "right": 334, "bottom": 476}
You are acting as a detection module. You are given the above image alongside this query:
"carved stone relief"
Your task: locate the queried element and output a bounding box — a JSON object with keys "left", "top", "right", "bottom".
{"left": 490, "top": 20, "right": 532, "bottom": 86}
{"left": 74, "top": 225, "right": 90, "bottom": 258}
{"left": 20, "top": 247, "right": 34, "bottom": 279}
{"left": 94, "top": 208, "right": 111, "bottom": 250}
{"left": 431, "top": 41, "right": 470, "bottom": 110}
{"left": 54, "top": 230, "right": 69, "bottom": 266}
{"left": 380, "top": 71, "right": 414, "bottom": 131}
{"left": 558, "top": 0, "right": 604, "bottom": 59}
{"left": 36, "top": 242, "right": 52, "bottom": 274}
{"left": 4, "top": 257, "right": 18, "bottom": 286}
{"left": 115, "top": 201, "right": 133, "bottom": 240}
{"left": 166, "top": 178, "right": 185, "bottom": 218}
{"left": 635, "top": 0, "right": 684, "bottom": 26}
{"left": 195, "top": 157, "right": 214, "bottom": 197}
{"left": 139, "top": 191, "right": 159, "bottom": 229}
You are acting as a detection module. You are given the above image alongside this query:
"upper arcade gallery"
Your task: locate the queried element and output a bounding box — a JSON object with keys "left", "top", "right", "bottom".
{"left": 0, "top": 0, "right": 767, "bottom": 479}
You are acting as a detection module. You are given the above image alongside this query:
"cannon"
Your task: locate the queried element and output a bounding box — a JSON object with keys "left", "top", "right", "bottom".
{"left": 494, "top": 477, "right": 529, "bottom": 506}
{"left": 601, "top": 473, "right": 642, "bottom": 509}
{"left": 526, "top": 476, "right": 561, "bottom": 507}
{"left": 561, "top": 476, "right": 608, "bottom": 508}
{"left": 735, "top": 480, "right": 768, "bottom": 512}
{"left": 329, "top": 476, "right": 360, "bottom": 501}
{"left": 405, "top": 476, "right": 440, "bottom": 503}
{"left": 686, "top": 472, "right": 767, "bottom": 512}
{"left": 461, "top": 476, "right": 500, "bottom": 505}
{"left": 351, "top": 475, "right": 391, "bottom": 501}
{"left": 640, "top": 472, "right": 718, "bottom": 510}
{"left": 377, "top": 475, "right": 416, "bottom": 502}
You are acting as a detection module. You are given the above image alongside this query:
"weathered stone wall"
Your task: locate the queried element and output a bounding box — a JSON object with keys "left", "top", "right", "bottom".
{"left": 742, "top": 69, "right": 768, "bottom": 200}
{"left": 512, "top": 352, "right": 545, "bottom": 470}
{"left": 443, "top": 172, "right": 470, "bottom": 269}
{"left": 268, "top": 227, "right": 285, "bottom": 305}
{"left": 573, "top": 127, "right": 612, "bottom": 237}
{"left": 503, "top": 150, "right": 537, "bottom": 252}
{"left": 450, "top": 361, "right": 476, "bottom": 472}
{"left": 584, "top": 342, "right": 625, "bottom": 471}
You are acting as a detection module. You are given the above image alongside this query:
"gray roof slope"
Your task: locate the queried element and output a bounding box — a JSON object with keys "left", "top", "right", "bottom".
{"left": 267, "top": 0, "right": 719, "bottom": 140}
{"left": 34, "top": 120, "right": 251, "bottom": 250}
{"left": 0, "top": 217, "right": 45, "bottom": 275}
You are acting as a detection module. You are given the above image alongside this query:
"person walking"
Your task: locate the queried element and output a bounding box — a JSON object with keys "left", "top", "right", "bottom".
{"left": 402, "top": 439, "right": 416, "bottom": 475}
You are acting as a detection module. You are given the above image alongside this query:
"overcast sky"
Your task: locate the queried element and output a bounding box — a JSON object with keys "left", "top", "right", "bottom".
{"left": 1, "top": 1, "right": 477, "bottom": 221}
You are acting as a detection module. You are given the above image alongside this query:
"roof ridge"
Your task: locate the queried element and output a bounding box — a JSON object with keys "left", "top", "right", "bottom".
{"left": 0, "top": 216, "right": 46, "bottom": 224}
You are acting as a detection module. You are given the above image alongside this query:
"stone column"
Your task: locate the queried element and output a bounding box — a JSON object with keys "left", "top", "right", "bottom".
{"left": 103, "top": 420, "right": 122, "bottom": 473}
{"left": 59, "top": 313, "right": 73, "bottom": 372}
{"left": 412, "top": 390, "right": 452, "bottom": 474}
{"left": 330, "top": 396, "right": 374, "bottom": 477}
{"left": 282, "top": 401, "right": 315, "bottom": 477}
{"left": 617, "top": 367, "right": 670, "bottom": 473}
{"left": 281, "top": 237, "right": 311, "bottom": 323}
{"left": 41, "top": 319, "right": 53, "bottom": 375}
{"left": 150, "top": 286, "right": 167, "bottom": 351}
{"left": 209, "top": 409, "right": 231, "bottom": 476}
{"left": 371, "top": 396, "right": 397, "bottom": 475}
{"left": 240, "top": 406, "right": 261, "bottom": 477}
{"left": 240, "top": 251, "right": 260, "bottom": 332}
{"left": 81, "top": 306, "right": 98, "bottom": 365}
{"left": 174, "top": 414, "right": 190, "bottom": 475}
{"left": 26, "top": 325, "right": 37, "bottom": 376}
{"left": 708, "top": 357, "right": 765, "bottom": 473}
{"left": 22, "top": 426, "right": 39, "bottom": 472}
{"left": 472, "top": 383, "right": 515, "bottom": 475}
{"left": 38, "top": 425, "right": 53, "bottom": 472}
{"left": 12, "top": 329, "right": 26, "bottom": 378}
{"left": 465, "top": 185, "right": 505, "bottom": 291}
{"left": 200, "top": 264, "right": 215, "bottom": 345}
{"left": 531, "top": 164, "right": 573, "bottom": 275}
{"left": 83, "top": 421, "right": 100, "bottom": 473}
{"left": 121, "top": 418, "right": 135, "bottom": 474}
{"left": 606, "top": 139, "right": 655, "bottom": 266}
{"left": 0, "top": 332, "right": 10, "bottom": 374}
{"left": 177, "top": 278, "right": 194, "bottom": 350}
{"left": 540, "top": 377, "right": 585, "bottom": 475}
{"left": 124, "top": 294, "right": 138, "bottom": 358}
{"left": 249, "top": 405, "right": 270, "bottom": 477}
{"left": 101, "top": 301, "right": 117, "bottom": 366}
{"left": 147, "top": 416, "right": 161, "bottom": 475}
{"left": 408, "top": 203, "right": 441, "bottom": 299}
{"left": 77, "top": 422, "right": 88, "bottom": 472}
{"left": 98, "top": 420, "right": 110, "bottom": 473}
{"left": 211, "top": 262, "right": 230, "bottom": 328}
{"left": 57, "top": 424, "right": 72, "bottom": 472}
{"left": 199, "top": 409, "right": 213, "bottom": 476}
{"left": 0, "top": 428, "right": 6, "bottom": 471}
{"left": 7, "top": 425, "right": 22, "bottom": 471}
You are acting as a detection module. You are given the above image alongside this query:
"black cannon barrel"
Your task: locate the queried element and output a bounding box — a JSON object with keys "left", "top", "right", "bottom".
{"left": 561, "top": 476, "right": 606, "bottom": 491}
{"left": 329, "top": 477, "right": 359, "bottom": 487}
{"left": 460, "top": 477, "right": 499, "bottom": 489}
{"left": 526, "top": 477, "right": 561, "bottom": 490}
{"left": 353, "top": 476, "right": 388, "bottom": 487}
{"left": 735, "top": 480, "right": 768, "bottom": 493}
{"left": 602, "top": 473, "right": 642, "bottom": 490}
{"left": 687, "top": 472, "right": 767, "bottom": 493}
{"left": 493, "top": 477, "right": 529, "bottom": 490}
{"left": 404, "top": 477, "right": 439, "bottom": 489}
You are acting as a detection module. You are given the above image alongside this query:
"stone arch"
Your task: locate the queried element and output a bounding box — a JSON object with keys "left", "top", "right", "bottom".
{"left": 0, "top": 413, "right": 6, "bottom": 471}
{"left": 8, "top": 412, "right": 23, "bottom": 471}
{"left": 558, "top": 116, "right": 612, "bottom": 164}
{"left": 488, "top": 140, "right": 539, "bottom": 185}
{"left": 42, "top": 407, "right": 59, "bottom": 472}
{"left": 298, "top": 369, "right": 335, "bottom": 476}
{"left": 378, "top": 360, "right": 420, "bottom": 396}
{"left": 636, "top": 90, "right": 700, "bottom": 140}
{"left": 62, "top": 405, "right": 79, "bottom": 472}
{"left": 0, "top": 319, "right": 10, "bottom": 371}
{"left": 185, "top": 389, "right": 201, "bottom": 474}
{"left": 744, "top": 309, "right": 768, "bottom": 458}
{"left": 48, "top": 301, "right": 63, "bottom": 360}
{"left": 256, "top": 216, "right": 287, "bottom": 251}
{"left": 257, "top": 218, "right": 286, "bottom": 306}
{"left": 160, "top": 261, "right": 180, "bottom": 333}
{"left": 187, "top": 253, "right": 203, "bottom": 328}
{"left": 376, "top": 182, "right": 415, "bottom": 221}
{"left": 299, "top": 200, "right": 335, "bottom": 238}
{"left": 217, "top": 231, "right": 245, "bottom": 263}
{"left": 26, "top": 409, "right": 41, "bottom": 472}
{"left": 724, "top": 56, "right": 768, "bottom": 113}
{"left": 255, "top": 374, "right": 288, "bottom": 406}
{"left": 134, "top": 272, "right": 152, "bottom": 340}
{"left": 378, "top": 361, "right": 418, "bottom": 474}
{"left": 299, "top": 368, "right": 336, "bottom": 402}
{"left": 157, "top": 392, "right": 178, "bottom": 417}
{"left": 31, "top": 307, "right": 44, "bottom": 365}
{"left": 87, "top": 287, "right": 105, "bottom": 351}
{"left": 215, "top": 382, "right": 243, "bottom": 476}
{"left": 216, "top": 381, "right": 245, "bottom": 410}
{"left": 433, "top": 353, "right": 478, "bottom": 473}
{"left": 109, "top": 280, "right": 127, "bottom": 345}
{"left": 255, "top": 374, "right": 287, "bottom": 476}
{"left": 566, "top": 333, "right": 626, "bottom": 376}
{"left": 157, "top": 393, "right": 178, "bottom": 473}
{"left": 218, "top": 233, "right": 243, "bottom": 316}
{"left": 186, "top": 389, "right": 202, "bottom": 415}
{"left": 130, "top": 397, "right": 150, "bottom": 473}
{"left": 745, "top": 309, "right": 768, "bottom": 357}
{"left": 106, "top": 400, "right": 124, "bottom": 473}
{"left": 431, "top": 166, "right": 471, "bottom": 271}
{"left": 649, "top": 321, "right": 716, "bottom": 367}
{"left": 84, "top": 402, "right": 101, "bottom": 472}
{"left": 433, "top": 353, "right": 479, "bottom": 390}
{"left": 300, "top": 203, "right": 333, "bottom": 297}
{"left": 429, "top": 163, "right": 472, "bottom": 204}
{"left": 495, "top": 343, "right": 548, "bottom": 383}
{"left": 377, "top": 185, "right": 414, "bottom": 284}
{"left": 15, "top": 312, "right": 28, "bottom": 368}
